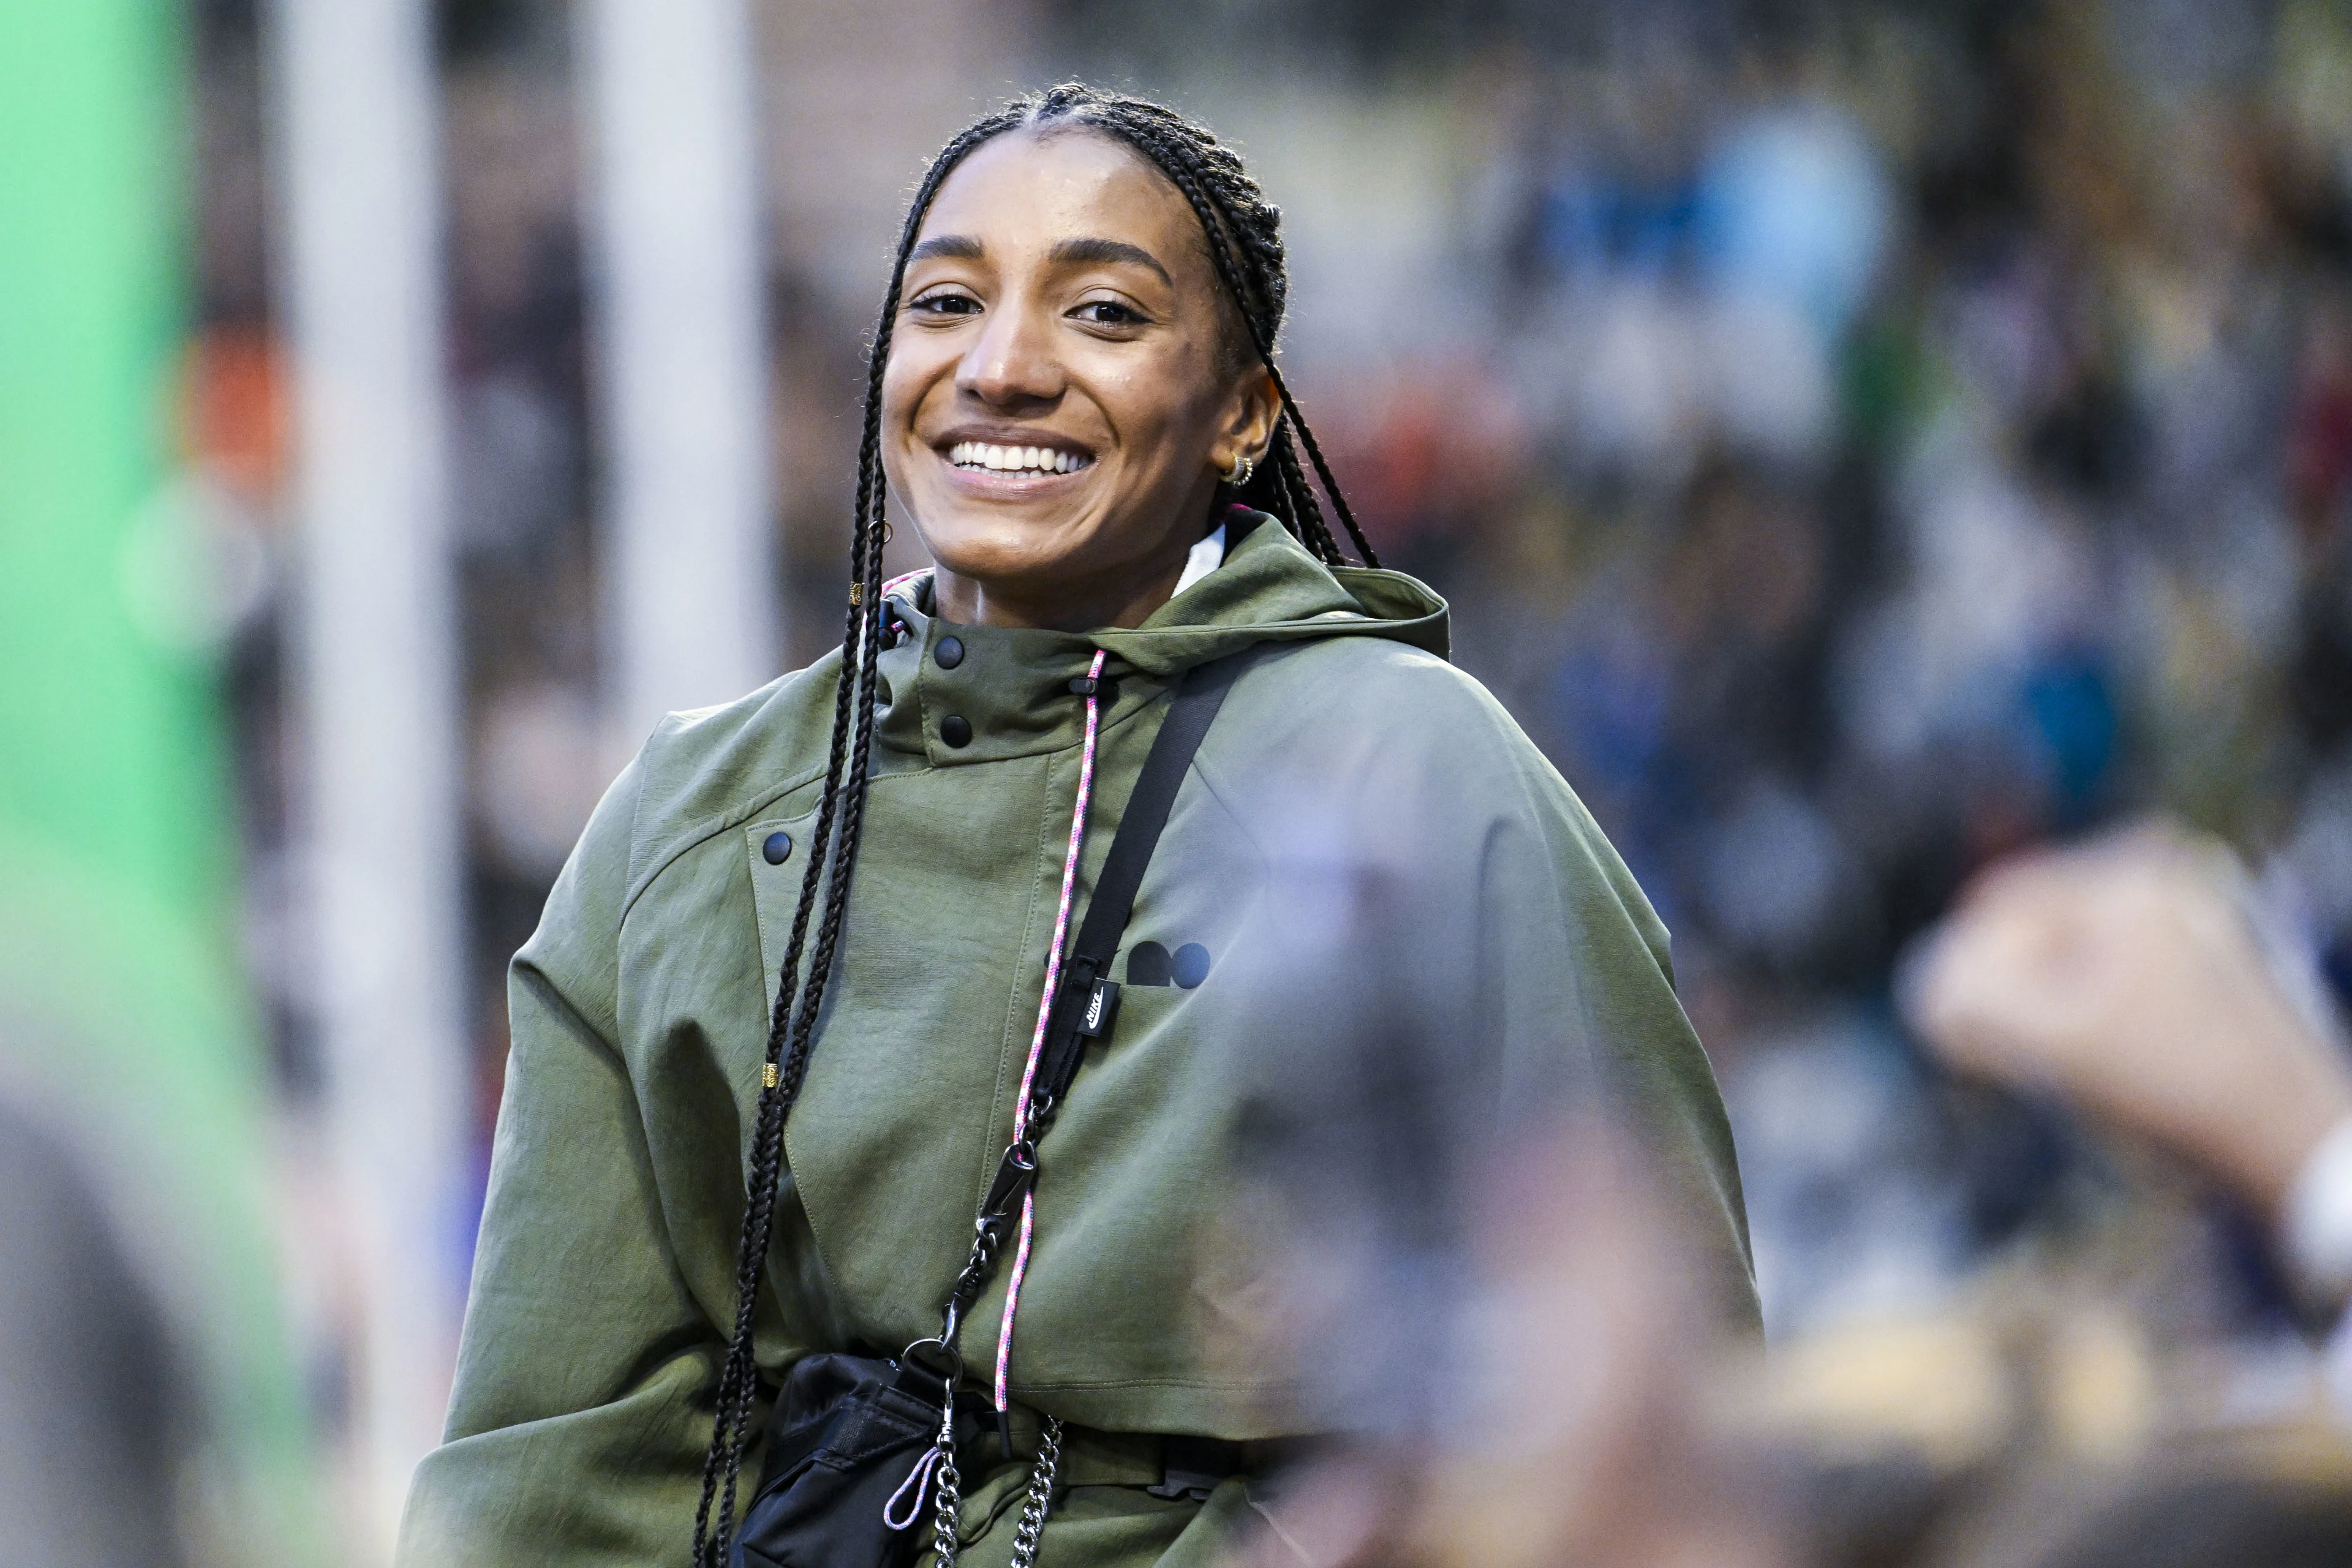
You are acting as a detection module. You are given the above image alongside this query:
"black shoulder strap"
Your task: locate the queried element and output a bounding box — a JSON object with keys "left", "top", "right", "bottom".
{"left": 1030, "top": 654, "right": 1242, "bottom": 1115}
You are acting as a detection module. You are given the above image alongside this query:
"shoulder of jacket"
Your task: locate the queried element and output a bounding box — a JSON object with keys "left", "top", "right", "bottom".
{"left": 1242, "top": 633, "right": 1528, "bottom": 749}
{"left": 616, "top": 659, "right": 844, "bottom": 906}
{"left": 1219, "top": 633, "right": 1607, "bottom": 848}
{"left": 1226, "top": 634, "right": 1670, "bottom": 966}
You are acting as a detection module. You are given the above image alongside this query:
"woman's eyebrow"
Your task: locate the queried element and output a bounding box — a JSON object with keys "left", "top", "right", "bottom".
{"left": 1049, "top": 236, "right": 1174, "bottom": 287}
{"left": 908, "top": 234, "right": 984, "bottom": 263}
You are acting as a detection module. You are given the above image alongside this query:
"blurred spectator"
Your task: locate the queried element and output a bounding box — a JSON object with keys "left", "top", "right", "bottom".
{"left": 1221, "top": 1121, "right": 1781, "bottom": 1568}
{"left": 0, "top": 1099, "right": 192, "bottom": 1568}
{"left": 1221, "top": 821, "right": 2352, "bottom": 1567}
{"left": 1907, "top": 826, "right": 2352, "bottom": 1328}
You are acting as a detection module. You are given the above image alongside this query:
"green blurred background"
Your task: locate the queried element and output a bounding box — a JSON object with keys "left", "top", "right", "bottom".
{"left": 0, "top": 1, "right": 312, "bottom": 1560}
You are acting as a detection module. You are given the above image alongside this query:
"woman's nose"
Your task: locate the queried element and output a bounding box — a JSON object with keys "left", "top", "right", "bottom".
{"left": 957, "top": 299, "right": 1063, "bottom": 407}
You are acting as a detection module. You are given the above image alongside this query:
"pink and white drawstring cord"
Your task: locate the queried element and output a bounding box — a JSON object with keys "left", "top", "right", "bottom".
{"left": 993, "top": 647, "right": 1109, "bottom": 1417}
{"left": 875, "top": 625, "right": 1106, "bottom": 1536}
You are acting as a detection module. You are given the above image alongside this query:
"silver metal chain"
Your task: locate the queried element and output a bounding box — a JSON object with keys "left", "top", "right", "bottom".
{"left": 927, "top": 1401, "right": 1064, "bottom": 1568}
{"left": 1007, "top": 1416, "right": 1064, "bottom": 1568}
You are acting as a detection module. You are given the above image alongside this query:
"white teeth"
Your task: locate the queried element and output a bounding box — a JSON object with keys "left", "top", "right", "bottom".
{"left": 946, "top": 440, "right": 1090, "bottom": 474}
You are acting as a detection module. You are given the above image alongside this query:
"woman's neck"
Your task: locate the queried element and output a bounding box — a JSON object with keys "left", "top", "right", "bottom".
{"left": 926, "top": 496, "right": 1226, "bottom": 631}
{"left": 930, "top": 552, "right": 1192, "bottom": 633}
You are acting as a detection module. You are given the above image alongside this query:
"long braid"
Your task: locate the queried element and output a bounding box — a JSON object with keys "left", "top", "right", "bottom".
{"left": 689, "top": 83, "right": 1374, "bottom": 1565}
{"left": 1267, "top": 425, "right": 1341, "bottom": 563}
{"left": 689, "top": 112, "right": 1019, "bottom": 1565}
{"left": 1265, "top": 367, "right": 1378, "bottom": 565}
{"left": 688, "top": 540, "right": 861, "bottom": 1567}
{"left": 689, "top": 452, "right": 864, "bottom": 1568}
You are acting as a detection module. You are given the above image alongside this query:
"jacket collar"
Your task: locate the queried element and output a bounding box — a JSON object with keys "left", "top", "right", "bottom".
{"left": 872, "top": 512, "right": 1448, "bottom": 766}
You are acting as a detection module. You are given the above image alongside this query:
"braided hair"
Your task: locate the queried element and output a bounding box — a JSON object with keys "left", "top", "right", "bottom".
{"left": 690, "top": 83, "right": 1374, "bottom": 1564}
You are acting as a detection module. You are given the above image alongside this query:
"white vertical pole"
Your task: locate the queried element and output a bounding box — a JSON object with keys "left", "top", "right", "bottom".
{"left": 582, "top": 0, "right": 777, "bottom": 748}
{"left": 273, "top": 0, "right": 466, "bottom": 1550}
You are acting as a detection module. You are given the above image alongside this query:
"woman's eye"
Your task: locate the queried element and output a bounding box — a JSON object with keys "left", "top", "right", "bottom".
{"left": 1072, "top": 300, "right": 1145, "bottom": 327}
{"left": 911, "top": 292, "right": 979, "bottom": 317}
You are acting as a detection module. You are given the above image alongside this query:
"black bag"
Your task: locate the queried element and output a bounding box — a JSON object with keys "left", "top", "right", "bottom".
{"left": 728, "top": 655, "right": 1243, "bottom": 1568}
{"left": 731, "top": 1354, "right": 951, "bottom": 1568}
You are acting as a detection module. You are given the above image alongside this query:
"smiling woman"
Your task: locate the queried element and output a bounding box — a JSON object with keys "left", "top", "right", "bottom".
{"left": 884, "top": 129, "right": 1295, "bottom": 632}
{"left": 397, "top": 85, "right": 1755, "bottom": 1568}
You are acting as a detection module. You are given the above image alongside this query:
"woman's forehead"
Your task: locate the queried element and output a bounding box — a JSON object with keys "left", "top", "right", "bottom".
{"left": 916, "top": 127, "right": 1202, "bottom": 270}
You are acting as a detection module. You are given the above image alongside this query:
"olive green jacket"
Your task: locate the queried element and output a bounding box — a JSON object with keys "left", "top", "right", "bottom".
{"left": 398, "top": 518, "right": 1754, "bottom": 1567}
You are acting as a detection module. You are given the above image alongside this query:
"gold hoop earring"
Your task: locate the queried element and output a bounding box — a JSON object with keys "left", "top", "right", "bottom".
{"left": 1221, "top": 453, "right": 1256, "bottom": 487}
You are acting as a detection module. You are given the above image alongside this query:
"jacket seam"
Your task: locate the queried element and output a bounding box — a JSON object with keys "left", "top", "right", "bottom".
{"left": 1184, "top": 759, "right": 1268, "bottom": 869}
{"left": 620, "top": 757, "right": 834, "bottom": 923}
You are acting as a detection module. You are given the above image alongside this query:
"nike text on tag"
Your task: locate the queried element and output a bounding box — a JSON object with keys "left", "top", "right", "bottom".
{"left": 1079, "top": 979, "right": 1121, "bottom": 1038}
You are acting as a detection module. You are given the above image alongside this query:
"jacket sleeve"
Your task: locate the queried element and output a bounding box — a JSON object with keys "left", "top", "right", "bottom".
{"left": 397, "top": 757, "right": 723, "bottom": 1567}
{"left": 1216, "top": 647, "right": 1759, "bottom": 1363}
{"left": 1468, "top": 714, "right": 1760, "bottom": 1331}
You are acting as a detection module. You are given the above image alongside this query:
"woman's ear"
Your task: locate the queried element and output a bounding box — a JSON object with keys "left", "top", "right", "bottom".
{"left": 1219, "top": 364, "right": 1281, "bottom": 470}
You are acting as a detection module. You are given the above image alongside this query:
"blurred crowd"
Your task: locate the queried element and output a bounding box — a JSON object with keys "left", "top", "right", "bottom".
{"left": 1396, "top": 0, "right": 2352, "bottom": 1350}
{"left": 148, "top": 0, "right": 2352, "bottom": 1562}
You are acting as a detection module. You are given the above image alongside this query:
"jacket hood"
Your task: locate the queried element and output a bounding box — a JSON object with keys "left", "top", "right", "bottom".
{"left": 865, "top": 511, "right": 1448, "bottom": 767}
{"left": 887, "top": 508, "right": 1448, "bottom": 670}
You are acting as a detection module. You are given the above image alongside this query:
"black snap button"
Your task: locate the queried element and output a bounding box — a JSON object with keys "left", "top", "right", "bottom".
{"left": 762, "top": 831, "right": 793, "bottom": 865}
{"left": 935, "top": 635, "right": 965, "bottom": 669}
{"left": 941, "top": 715, "right": 973, "bottom": 748}
{"left": 1172, "top": 943, "right": 1212, "bottom": 988}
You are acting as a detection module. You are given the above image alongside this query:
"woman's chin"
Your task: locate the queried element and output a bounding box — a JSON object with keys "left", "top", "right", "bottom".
{"left": 914, "top": 512, "right": 1099, "bottom": 585}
